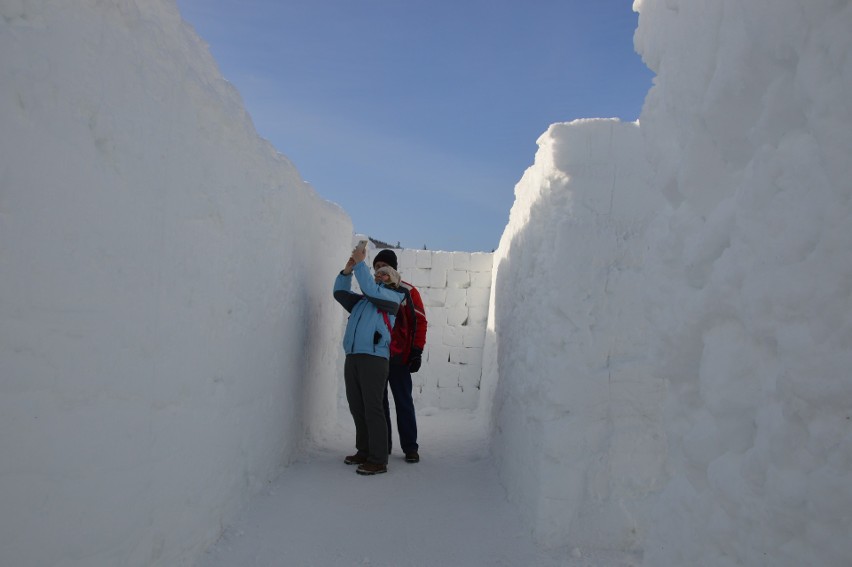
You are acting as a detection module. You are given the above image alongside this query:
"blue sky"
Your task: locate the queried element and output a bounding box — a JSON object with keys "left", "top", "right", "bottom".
{"left": 176, "top": 1, "right": 653, "bottom": 252}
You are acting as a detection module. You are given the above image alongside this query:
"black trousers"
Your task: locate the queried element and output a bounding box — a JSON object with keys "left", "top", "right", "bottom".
{"left": 344, "top": 354, "right": 389, "bottom": 465}
{"left": 383, "top": 362, "right": 419, "bottom": 454}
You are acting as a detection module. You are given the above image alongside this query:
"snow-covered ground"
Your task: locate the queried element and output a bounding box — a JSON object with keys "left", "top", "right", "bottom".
{"left": 198, "top": 409, "right": 641, "bottom": 567}
{"left": 1, "top": 0, "right": 850, "bottom": 566}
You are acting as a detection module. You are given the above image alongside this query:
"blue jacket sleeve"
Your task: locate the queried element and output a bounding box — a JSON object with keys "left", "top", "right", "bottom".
{"left": 333, "top": 271, "right": 363, "bottom": 313}
{"left": 353, "top": 261, "right": 403, "bottom": 315}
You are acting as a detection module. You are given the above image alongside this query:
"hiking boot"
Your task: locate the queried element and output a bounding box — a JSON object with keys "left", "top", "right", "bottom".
{"left": 344, "top": 453, "right": 367, "bottom": 465}
{"left": 404, "top": 452, "right": 420, "bottom": 463}
{"left": 356, "top": 462, "right": 388, "bottom": 476}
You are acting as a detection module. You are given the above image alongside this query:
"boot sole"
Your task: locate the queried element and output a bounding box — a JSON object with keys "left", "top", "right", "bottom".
{"left": 356, "top": 467, "right": 388, "bottom": 476}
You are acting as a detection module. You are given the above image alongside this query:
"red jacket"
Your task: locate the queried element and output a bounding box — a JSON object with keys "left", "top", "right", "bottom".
{"left": 389, "top": 280, "right": 427, "bottom": 365}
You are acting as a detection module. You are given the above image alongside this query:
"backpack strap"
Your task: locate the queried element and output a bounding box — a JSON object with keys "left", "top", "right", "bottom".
{"left": 381, "top": 310, "right": 393, "bottom": 335}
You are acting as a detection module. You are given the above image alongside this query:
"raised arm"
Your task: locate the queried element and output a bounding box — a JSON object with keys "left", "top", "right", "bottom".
{"left": 352, "top": 261, "right": 402, "bottom": 315}
{"left": 333, "top": 252, "right": 363, "bottom": 313}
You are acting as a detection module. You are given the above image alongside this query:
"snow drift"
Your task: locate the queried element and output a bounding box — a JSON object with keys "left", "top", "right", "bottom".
{"left": 0, "top": 1, "right": 350, "bottom": 565}
{"left": 484, "top": 0, "right": 852, "bottom": 565}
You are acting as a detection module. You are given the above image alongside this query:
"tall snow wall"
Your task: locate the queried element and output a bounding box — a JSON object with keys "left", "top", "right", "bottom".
{"left": 483, "top": 119, "right": 664, "bottom": 551}
{"left": 0, "top": 1, "right": 351, "bottom": 566}
{"left": 484, "top": 0, "right": 852, "bottom": 565}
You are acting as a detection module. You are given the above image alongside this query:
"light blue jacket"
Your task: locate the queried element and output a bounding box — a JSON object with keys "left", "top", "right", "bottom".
{"left": 333, "top": 261, "right": 403, "bottom": 358}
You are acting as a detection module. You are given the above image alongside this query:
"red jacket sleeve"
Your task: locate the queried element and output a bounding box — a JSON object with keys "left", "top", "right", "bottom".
{"left": 408, "top": 285, "right": 428, "bottom": 350}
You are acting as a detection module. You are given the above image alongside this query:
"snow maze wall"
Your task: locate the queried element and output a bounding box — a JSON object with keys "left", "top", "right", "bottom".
{"left": 483, "top": 1, "right": 852, "bottom": 565}
{"left": 0, "top": 2, "right": 352, "bottom": 565}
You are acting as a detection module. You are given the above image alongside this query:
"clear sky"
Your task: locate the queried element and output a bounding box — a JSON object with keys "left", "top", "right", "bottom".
{"left": 175, "top": 0, "right": 654, "bottom": 252}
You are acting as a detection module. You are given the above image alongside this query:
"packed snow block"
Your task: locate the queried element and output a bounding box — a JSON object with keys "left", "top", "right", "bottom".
{"left": 415, "top": 385, "right": 439, "bottom": 409}
{"left": 466, "top": 287, "right": 491, "bottom": 308}
{"left": 426, "top": 306, "right": 446, "bottom": 327}
{"left": 446, "top": 269, "right": 471, "bottom": 288}
{"left": 470, "top": 252, "right": 493, "bottom": 272}
{"left": 0, "top": 2, "right": 350, "bottom": 566}
{"left": 437, "top": 367, "right": 460, "bottom": 389}
{"left": 464, "top": 321, "right": 488, "bottom": 337}
{"left": 425, "top": 322, "right": 443, "bottom": 346}
{"left": 427, "top": 344, "right": 451, "bottom": 366}
{"left": 444, "top": 288, "right": 467, "bottom": 308}
{"left": 459, "top": 364, "right": 483, "bottom": 390}
{"left": 410, "top": 368, "right": 427, "bottom": 389}
{"left": 468, "top": 305, "right": 490, "bottom": 326}
{"left": 438, "top": 386, "right": 477, "bottom": 410}
{"left": 414, "top": 362, "right": 434, "bottom": 386}
{"left": 431, "top": 359, "right": 457, "bottom": 384}
{"left": 446, "top": 306, "right": 468, "bottom": 327}
{"left": 414, "top": 250, "right": 432, "bottom": 268}
{"left": 431, "top": 251, "right": 454, "bottom": 272}
{"left": 470, "top": 271, "right": 492, "bottom": 289}
{"left": 562, "top": 366, "right": 666, "bottom": 549}
{"left": 423, "top": 368, "right": 444, "bottom": 391}
{"left": 428, "top": 267, "right": 448, "bottom": 288}
{"left": 442, "top": 326, "right": 463, "bottom": 347}
{"left": 460, "top": 386, "right": 480, "bottom": 407}
{"left": 452, "top": 252, "right": 471, "bottom": 270}
{"left": 606, "top": 366, "right": 667, "bottom": 488}
{"left": 420, "top": 287, "right": 446, "bottom": 307}
{"left": 455, "top": 347, "right": 483, "bottom": 366}
{"left": 531, "top": 414, "right": 612, "bottom": 541}
{"left": 395, "top": 248, "right": 417, "bottom": 267}
{"left": 462, "top": 327, "right": 486, "bottom": 348}
{"left": 404, "top": 267, "right": 430, "bottom": 288}
{"left": 440, "top": 386, "right": 479, "bottom": 410}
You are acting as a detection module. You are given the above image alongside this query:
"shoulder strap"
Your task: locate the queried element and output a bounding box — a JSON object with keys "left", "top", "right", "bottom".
{"left": 381, "top": 311, "right": 393, "bottom": 334}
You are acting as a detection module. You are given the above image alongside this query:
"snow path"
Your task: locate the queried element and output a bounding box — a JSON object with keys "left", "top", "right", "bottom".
{"left": 197, "top": 410, "right": 639, "bottom": 567}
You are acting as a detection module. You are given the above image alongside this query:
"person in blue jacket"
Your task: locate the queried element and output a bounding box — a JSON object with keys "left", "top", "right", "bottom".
{"left": 333, "top": 244, "right": 404, "bottom": 476}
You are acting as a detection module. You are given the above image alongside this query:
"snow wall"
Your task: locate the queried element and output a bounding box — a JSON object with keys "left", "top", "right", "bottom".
{"left": 0, "top": 2, "right": 351, "bottom": 565}
{"left": 482, "top": 0, "right": 852, "bottom": 565}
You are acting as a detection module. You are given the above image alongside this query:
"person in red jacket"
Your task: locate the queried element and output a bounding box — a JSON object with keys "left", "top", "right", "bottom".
{"left": 373, "top": 249, "right": 427, "bottom": 463}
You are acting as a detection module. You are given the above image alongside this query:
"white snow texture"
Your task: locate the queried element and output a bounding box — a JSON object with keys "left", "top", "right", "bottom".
{"left": 1, "top": 0, "right": 850, "bottom": 566}
{"left": 1, "top": 1, "right": 350, "bottom": 565}
{"left": 483, "top": 0, "right": 852, "bottom": 565}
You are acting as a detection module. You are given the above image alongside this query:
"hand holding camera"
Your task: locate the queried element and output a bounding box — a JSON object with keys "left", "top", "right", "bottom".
{"left": 343, "top": 240, "right": 368, "bottom": 274}
{"left": 351, "top": 240, "right": 368, "bottom": 264}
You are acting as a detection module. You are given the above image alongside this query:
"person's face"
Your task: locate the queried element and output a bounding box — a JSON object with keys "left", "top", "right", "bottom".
{"left": 373, "top": 261, "right": 389, "bottom": 270}
{"left": 374, "top": 271, "right": 391, "bottom": 284}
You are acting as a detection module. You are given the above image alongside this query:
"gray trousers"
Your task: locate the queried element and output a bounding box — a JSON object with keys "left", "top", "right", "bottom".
{"left": 344, "top": 354, "right": 389, "bottom": 465}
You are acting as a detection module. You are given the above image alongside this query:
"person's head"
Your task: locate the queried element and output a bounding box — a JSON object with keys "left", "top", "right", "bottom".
{"left": 372, "top": 249, "right": 398, "bottom": 271}
{"left": 374, "top": 266, "right": 401, "bottom": 288}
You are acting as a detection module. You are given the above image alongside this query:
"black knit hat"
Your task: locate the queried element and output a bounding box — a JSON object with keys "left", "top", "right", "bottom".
{"left": 373, "top": 249, "right": 398, "bottom": 270}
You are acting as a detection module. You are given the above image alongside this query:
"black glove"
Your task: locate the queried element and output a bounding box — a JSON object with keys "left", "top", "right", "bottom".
{"left": 408, "top": 347, "right": 423, "bottom": 373}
